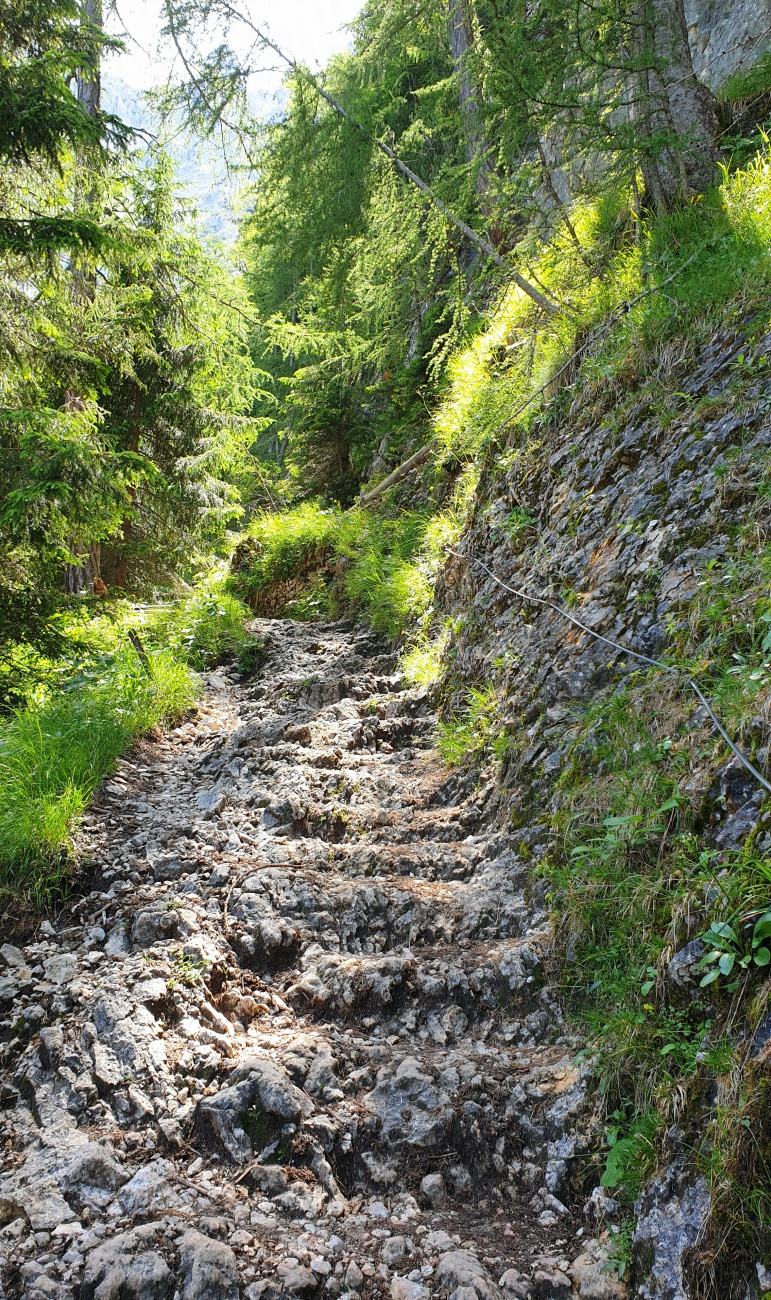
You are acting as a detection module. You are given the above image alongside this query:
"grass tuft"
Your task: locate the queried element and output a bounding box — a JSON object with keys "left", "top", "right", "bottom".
{"left": 0, "top": 646, "right": 196, "bottom": 890}
{"left": 438, "top": 685, "right": 510, "bottom": 766}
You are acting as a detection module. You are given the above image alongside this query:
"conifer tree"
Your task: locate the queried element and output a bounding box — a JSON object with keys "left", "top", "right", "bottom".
{"left": 0, "top": 0, "right": 130, "bottom": 255}
{"left": 631, "top": 0, "right": 719, "bottom": 209}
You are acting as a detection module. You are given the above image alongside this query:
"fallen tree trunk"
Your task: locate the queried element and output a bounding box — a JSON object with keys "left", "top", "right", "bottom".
{"left": 357, "top": 444, "right": 434, "bottom": 506}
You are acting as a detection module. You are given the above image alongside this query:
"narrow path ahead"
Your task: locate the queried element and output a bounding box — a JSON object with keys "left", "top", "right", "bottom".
{"left": 0, "top": 620, "right": 600, "bottom": 1300}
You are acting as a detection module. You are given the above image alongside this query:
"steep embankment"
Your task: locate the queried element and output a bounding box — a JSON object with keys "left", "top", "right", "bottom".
{"left": 438, "top": 319, "right": 771, "bottom": 1295}
{"left": 0, "top": 622, "right": 612, "bottom": 1300}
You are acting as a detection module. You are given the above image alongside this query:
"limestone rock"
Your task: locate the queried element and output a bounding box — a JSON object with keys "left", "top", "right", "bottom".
{"left": 344, "top": 1261, "right": 364, "bottom": 1291}
{"left": 363, "top": 1058, "right": 454, "bottom": 1150}
{"left": 80, "top": 1223, "right": 173, "bottom": 1300}
{"left": 531, "top": 1267, "right": 571, "bottom": 1300}
{"left": 58, "top": 1141, "right": 129, "bottom": 1210}
{"left": 382, "top": 1237, "right": 408, "bottom": 1266}
{"left": 0, "top": 942, "right": 27, "bottom": 969}
{"left": 195, "top": 1056, "right": 314, "bottom": 1163}
{"left": 117, "top": 1160, "right": 182, "bottom": 1217}
{"left": 633, "top": 1160, "right": 710, "bottom": 1300}
{"left": 92, "top": 1042, "right": 124, "bottom": 1091}
{"left": 43, "top": 953, "right": 78, "bottom": 985}
{"left": 275, "top": 1262, "right": 319, "bottom": 1294}
{"left": 498, "top": 1269, "right": 531, "bottom": 1299}
{"left": 0, "top": 1177, "right": 74, "bottom": 1234}
{"left": 177, "top": 1229, "right": 240, "bottom": 1300}
{"left": 666, "top": 940, "right": 707, "bottom": 990}
{"left": 420, "top": 1172, "right": 446, "bottom": 1207}
{"left": 105, "top": 924, "right": 131, "bottom": 957}
{"left": 391, "top": 1280, "right": 429, "bottom": 1300}
{"left": 436, "top": 1250, "right": 502, "bottom": 1300}
{"left": 132, "top": 905, "right": 197, "bottom": 948}
{"left": 568, "top": 1249, "right": 627, "bottom": 1299}
{"left": 39, "top": 1026, "right": 64, "bottom": 1069}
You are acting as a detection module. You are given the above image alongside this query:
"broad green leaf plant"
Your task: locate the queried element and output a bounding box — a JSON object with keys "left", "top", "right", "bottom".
{"left": 698, "top": 909, "right": 771, "bottom": 990}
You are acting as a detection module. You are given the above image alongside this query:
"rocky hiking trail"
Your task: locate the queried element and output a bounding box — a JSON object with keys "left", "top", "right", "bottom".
{"left": 0, "top": 619, "right": 618, "bottom": 1300}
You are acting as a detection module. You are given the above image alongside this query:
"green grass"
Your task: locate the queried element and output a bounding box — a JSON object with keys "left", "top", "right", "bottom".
{"left": 400, "top": 627, "right": 449, "bottom": 687}
{"left": 228, "top": 457, "right": 476, "bottom": 643}
{"left": 230, "top": 502, "right": 341, "bottom": 598}
{"left": 601, "top": 1109, "right": 659, "bottom": 1203}
{"left": 722, "top": 53, "right": 771, "bottom": 104}
{"left": 335, "top": 509, "right": 433, "bottom": 638}
{"left": 0, "top": 571, "right": 262, "bottom": 892}
{"left": 0, "top": 643, "right": 196, "bottom": 890}
{"left": 438, "top": 685, "right": 512, "bottom": 765}
{"left": 543, "top": 659, "right": 771, "bottom": 1102}
{"left": 433, "top": 142, "right": 771, "bottom": 466}
{"left": 230, "top": 502, "right": 448, "bottom": 639}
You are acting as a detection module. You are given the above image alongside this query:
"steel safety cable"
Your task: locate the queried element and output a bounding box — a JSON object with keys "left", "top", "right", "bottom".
{"left": 447, "top": 547, "right": 771, "bottom": 797}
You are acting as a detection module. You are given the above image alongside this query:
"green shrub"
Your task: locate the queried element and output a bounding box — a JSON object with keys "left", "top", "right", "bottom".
{"left": 148, "top": 573, "right": 257, "bottom": 671}
{"left": 230, "top": 502, "right": 446, "bottom": 640}
{"left": 438, "top": 686, "right": 509, "bottom": 765}
{"left": 336, "top": 510, "right": 433, "bottom": 638}
{"left": 601, "top": 1110, "right": 659, "bottom": 1203}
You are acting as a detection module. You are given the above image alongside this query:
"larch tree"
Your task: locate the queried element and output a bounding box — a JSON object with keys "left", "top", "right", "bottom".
{"left": 630, "top": 0, "right": 719, "bottom": 211}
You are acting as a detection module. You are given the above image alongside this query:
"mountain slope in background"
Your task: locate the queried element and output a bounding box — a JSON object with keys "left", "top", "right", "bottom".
{"left": 104, "top": 77, "right": 241, "bottom": 242}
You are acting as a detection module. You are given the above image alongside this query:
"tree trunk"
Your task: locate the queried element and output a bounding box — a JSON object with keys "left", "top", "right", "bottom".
{"left": 633, "top": 0, "right": 718, "bottom": 212}
{"left": 65, "top": 0, "right": 104, "bottom": 596}
{"left": 447, "top": 0, "right": 507, "bottom": 248}
{"left": 447, "top": 0, "right": 496, "bottom": 223}
{"left": 448, "top": 0, "right": 493, "bottom": 206}
{"left": 64, "top": 542, "right": 102, "bottom": 595}
{"left": 114, "top": 386, "right": 142, "bottom": 590}
{"left": 76, "top": 0, "right": 102, "bottom": 119}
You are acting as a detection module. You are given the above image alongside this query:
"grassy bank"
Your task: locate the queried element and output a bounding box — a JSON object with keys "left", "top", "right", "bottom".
{"left": 434, "top": 140, "right": 771, "bottom": 469}
{"left": 229, "top": 499, "right": 466, "bottom": 641}
{"left": 0, "top": 647, "right": 195, "bottom": 891}
{"left": 0, "top": 574, "right": 258, "bottom": 895}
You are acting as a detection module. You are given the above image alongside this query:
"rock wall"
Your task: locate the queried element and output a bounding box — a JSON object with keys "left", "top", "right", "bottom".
{"left": 438, "top": 323, "right": 771, "bottom": 767}
{"left": 687, "top": 0, "right": 771, "bottom": 91}
{"left": 436, "top": 319, "right": 771, "bottom": 1296}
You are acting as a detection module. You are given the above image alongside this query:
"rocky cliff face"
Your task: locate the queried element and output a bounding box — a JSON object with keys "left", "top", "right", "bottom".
{"left": 439, "top": 322, "right": 771, "bottom": 790}
{"left": 436, "top": 320, "right": 771, "bottom": 1296}
{"left": 687, "top": 0, "right": 771, "bottom": 90}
